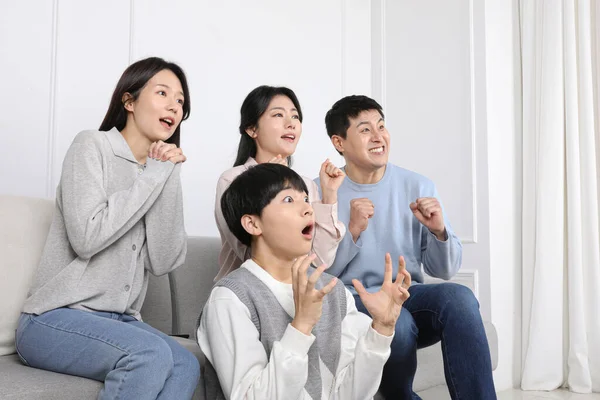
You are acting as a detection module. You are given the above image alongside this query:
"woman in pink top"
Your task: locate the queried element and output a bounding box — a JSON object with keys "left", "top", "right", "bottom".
{"left": 214, "top": 85, "right": 346, "bottom": 281}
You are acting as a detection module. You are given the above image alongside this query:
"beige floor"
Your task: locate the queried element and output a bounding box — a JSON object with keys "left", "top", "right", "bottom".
{"left": 418, "top": 386, "right": 600, "bottom": 400}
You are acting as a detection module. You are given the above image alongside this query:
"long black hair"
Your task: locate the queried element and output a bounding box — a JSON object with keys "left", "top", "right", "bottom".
{"left": 234, "top": 85, "right": 303, "bottom": 167}
{"left": 99, "top": 57, "right": 191, "bottom": 147}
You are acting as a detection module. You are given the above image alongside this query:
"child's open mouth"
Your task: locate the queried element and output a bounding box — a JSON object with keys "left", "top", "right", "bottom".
{"left": 302, "top": 222, "right": 314, "bottom": 239}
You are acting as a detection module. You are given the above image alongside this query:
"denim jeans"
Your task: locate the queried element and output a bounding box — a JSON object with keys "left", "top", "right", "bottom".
{"left": 354, "top": 283, "right": 496, "bottom": 400}
{"left": 15, "top": 308, "right": 200, "bottom": 400}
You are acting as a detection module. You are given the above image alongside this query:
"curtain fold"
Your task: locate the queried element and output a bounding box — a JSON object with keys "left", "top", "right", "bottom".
{"left": 521, "top": 0, "right": 600, "bottom": 393}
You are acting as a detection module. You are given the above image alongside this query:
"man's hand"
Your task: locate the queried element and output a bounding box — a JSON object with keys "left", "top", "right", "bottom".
{"left": 352, "top": 253, "right": 411, "bottom": 336}
{"left": 291, "top": 254, "right": 338, "bottom": 336}
{"left": 348, "top": 198, "right": 374, "bottom": 242}
{"left": 410, "top": 197, "right": 446, "bottom": 240}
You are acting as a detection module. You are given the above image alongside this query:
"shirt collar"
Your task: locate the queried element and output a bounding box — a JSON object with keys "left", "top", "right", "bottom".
{"left": 105, "top": 127, "right": 138, "bottom": 164}
{"left": 244, "top": 157, "right": 258, "bottom": 168}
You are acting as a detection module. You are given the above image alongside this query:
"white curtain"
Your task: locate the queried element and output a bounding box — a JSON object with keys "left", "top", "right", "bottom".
{"left": 521, "top": 0, "right": 600, "bottom": 393}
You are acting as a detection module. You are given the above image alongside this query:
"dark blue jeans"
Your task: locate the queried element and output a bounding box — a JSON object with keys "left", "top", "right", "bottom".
{"left": 354, "top": 283, "right": 496, "bottom": 400}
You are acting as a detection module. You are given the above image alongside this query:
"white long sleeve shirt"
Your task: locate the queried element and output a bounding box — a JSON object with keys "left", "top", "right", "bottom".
{"left": 197, "top": 260, "right": 393, "bottom": 400}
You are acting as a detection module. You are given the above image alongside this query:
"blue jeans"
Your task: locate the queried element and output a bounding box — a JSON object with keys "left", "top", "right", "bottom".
{"left": 354, "top": 283, "right": 496, "bottom": 400}
{"left": 15, "top": 308, "right": 200, "bottom": 400}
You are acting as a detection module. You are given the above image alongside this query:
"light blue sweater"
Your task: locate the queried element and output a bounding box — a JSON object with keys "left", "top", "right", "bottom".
{"left": 315, "top": 163, "right": 462, "bottom": 294}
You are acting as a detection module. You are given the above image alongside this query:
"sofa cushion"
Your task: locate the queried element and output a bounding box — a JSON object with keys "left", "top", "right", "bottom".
{"left": 0, "top": 340, "right": 206, "bottom": 400}
{"left": 0, "top": 354, "right": 102, "bottom": 399}
{"left": 0, "top": 196, "right": 54, "bottom": 356}
{"left": 168, "top": 236, "right": 222, "bottom": 339}
{"left": 140, "top": 273, "right": 173, "bottom": 334}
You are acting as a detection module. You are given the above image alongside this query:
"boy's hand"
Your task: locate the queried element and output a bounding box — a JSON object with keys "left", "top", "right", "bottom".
{"left": 291, "top": 254, "right": 338, "bottom": 335}
{"left": 319, "top": 159, "right": 345, "bottom": 204}
{"left": 352, "top": 253, "right": 411, "bottom": 336}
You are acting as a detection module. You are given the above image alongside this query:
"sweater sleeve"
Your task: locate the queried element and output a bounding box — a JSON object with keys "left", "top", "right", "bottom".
{"left": 307, "top": 180, "right": 346, "bottom": 268}
{"left": 198, "top": 287, "right": 313, "bottom": 400}
{"left": 420, "top": 186, "right": 463, "bottom": 280}
{"left": 60, "top": 142, "right": 174, "bottom": 260}
{"left": 333, "top": 289, "right": 393, "bottom": 399}
{"left": 143, "top": 164, "right": 187, "bottom": 276}
{"left": 325, "top": 229, "right": 363, "bottom": 277}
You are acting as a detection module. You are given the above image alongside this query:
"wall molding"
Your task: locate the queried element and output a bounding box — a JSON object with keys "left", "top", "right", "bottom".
{"left": 46, "top": 0, "right": 59, "bottom": 198}
{"left": 128, "top": 0, "right": 135, "bottom": 64}
{"left": 340, "top": 0, "right": 346, "bottom": 96}
{"left": 371, "top": 0, "right": 386, "bottom": 110}
{"left": 370, "top": 0, "right": 480, "bottom": 245}
{"left": 466, "top": 0, "right": 479, "bottom": 244}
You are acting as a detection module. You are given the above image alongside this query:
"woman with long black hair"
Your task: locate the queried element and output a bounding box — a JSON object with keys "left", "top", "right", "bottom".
{"left": 214, "top": 85, "right": 346, "bottom": 281}
{"left": 15, "top": 57, "right": 200, "bottom": 400}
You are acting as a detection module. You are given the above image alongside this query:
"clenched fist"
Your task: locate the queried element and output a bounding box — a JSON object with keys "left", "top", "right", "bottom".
{"left": 348, "top": 198, "right": 374, "bottom": 242}
{"left": 409, "top": 197, "right": 446, "bottom": 240}
{"left": 319, "top": 159, "right": 345, "bottom": 205}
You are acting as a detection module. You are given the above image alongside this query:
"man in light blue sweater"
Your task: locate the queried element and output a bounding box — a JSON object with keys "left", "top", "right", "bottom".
{"left": 316, "top": 95, "right": 496, "bottom": 399}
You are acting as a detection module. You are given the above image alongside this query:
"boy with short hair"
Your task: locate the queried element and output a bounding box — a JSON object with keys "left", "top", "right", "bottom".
{"left": 197, "top": 163, "right": 411, "bottom": 400}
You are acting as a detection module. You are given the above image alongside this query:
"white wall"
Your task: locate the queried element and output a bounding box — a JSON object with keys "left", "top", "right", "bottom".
{"left": 374, "top": 0, "right": 493, "bottom": 320}
{"left": 485, "top": 0, "right": 522, "bottom": 390}
{"left": 1, "top": 0, "right": 519, "bottom": 384}
{"left": 0, "top": 0, "right": 370, "bottom": 234}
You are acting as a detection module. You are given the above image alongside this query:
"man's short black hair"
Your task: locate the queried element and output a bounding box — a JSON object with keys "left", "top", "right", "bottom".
{"left": 221, "top": 163, "right": 309, "bottom": 247}
{"left": 324, "top": 95, "right": 385, "bottom": 154}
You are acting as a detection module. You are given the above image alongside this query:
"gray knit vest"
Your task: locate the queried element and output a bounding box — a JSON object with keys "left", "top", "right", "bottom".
{"left": 201, "top": 266, "right": 347, "bottom": 400}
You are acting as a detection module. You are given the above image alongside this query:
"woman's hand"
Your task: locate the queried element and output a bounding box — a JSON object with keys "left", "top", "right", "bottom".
{"left": 149, "top": 141, "right": 186, "bottom": 164}
{"left": 319, "top": 159, "right": 345, "bottom": 204}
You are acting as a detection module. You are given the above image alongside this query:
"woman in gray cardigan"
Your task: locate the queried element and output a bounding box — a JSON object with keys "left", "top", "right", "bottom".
{"left": 15, "top": 57, "right": 200, "bottom": 400}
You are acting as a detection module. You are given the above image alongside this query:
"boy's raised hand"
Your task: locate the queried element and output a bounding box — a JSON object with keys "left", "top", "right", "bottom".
{"left": 352, "top": 253, "right": 411, "bottom": 336}
{"left": 291, "top": 254, "right": 338, "bottom": 336}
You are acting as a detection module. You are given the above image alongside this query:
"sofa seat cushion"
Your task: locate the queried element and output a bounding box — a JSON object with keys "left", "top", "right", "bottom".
{"left": 0, "top": 338, "right": 206, "bottom": 400}
{"left": 0, "top": 354, "right": 102, "bottom": 399}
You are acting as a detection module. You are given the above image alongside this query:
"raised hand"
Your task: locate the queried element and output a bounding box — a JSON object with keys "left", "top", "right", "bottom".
{"left": 267, "top": 154, "right": 288, "bottom": 166}
{"left": 348, "top": 198, "right": 375, "bottom": 242}
{"left": 319, "top": 159, "right": 345, "bottom": 204}
{"left": 409, "top": 197, "right": 445, "bottom": 239}
{"left": 352, "top": 253, "right": 411, "bottom": 336}
{"left": 148, "top": 141, "right": 186, "bottom": 164}
{"left": 291, "top": 254, "right": 338, "bottom": 335}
